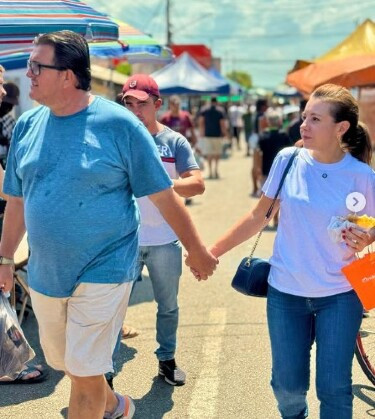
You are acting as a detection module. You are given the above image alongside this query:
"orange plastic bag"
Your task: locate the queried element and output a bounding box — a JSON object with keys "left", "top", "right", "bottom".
{"left": 341, "top": 253, "right": 375, "bottom": 310}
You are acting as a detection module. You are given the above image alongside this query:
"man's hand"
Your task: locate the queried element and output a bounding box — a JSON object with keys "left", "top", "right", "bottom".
{"left": 0, "top": 265, "right": 14, "bottom": 293}
{"left": 185, "top": 246, "right": 218, "bottom": 281}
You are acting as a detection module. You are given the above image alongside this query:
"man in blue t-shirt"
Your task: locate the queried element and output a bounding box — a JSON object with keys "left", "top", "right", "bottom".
{"left": 0, "top": 31, "right": 217, "bottom": 419}
{"left": 116, "top": 74, "right": 205, "bottom": 387}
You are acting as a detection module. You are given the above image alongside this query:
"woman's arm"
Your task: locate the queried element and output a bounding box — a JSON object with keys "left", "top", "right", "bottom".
{"left": 210, "top": 194, "right": 279, "bottom": 258}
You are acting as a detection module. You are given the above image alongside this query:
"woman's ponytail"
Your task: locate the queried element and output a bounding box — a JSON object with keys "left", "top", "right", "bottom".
{"left": 342, "top": 121, "right": 372, "bottom": 165}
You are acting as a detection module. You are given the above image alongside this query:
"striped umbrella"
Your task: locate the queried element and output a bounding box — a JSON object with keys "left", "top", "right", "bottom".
{"left": 89, "top": 19, "right": 173, "bottom": 64}
{"left": 0, "top": 0, "right": 119, "bottom": 45}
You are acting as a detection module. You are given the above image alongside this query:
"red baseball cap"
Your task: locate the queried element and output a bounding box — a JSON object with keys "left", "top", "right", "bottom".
{"left": 122, "top": 74, "right": 160, "bottom": 101}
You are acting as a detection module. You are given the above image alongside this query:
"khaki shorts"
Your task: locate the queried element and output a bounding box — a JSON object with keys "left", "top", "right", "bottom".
{"left": 30, "top": 282, "right": 133, "bottom": 377}
{"left": 200, "top": 137, "right": 223, "bottom": 156}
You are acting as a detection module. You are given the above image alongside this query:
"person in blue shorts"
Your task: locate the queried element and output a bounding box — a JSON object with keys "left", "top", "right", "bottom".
{"left": 0, "top": 31, "right": 217, "bottom": 419}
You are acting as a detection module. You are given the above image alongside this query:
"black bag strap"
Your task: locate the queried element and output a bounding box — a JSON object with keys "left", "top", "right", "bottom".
{"left": 265, "top": 147, "right": 300, "bottom": 219}
{"left": 246, "top": 148, "right": 300, "bottom": 264}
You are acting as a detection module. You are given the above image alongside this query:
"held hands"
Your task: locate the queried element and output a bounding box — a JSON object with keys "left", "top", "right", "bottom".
{"left": 342, "top": 226, "right": 375, "bottom": 253}
{"left": 0, "top": 265, "right": 14, "bottom": 293}
{"left": 185, "top": 245, "right": 219, "bottom": 281}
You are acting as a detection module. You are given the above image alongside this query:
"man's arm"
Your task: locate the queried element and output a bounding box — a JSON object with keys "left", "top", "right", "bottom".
{"left": 220, "top": 118, "right": 228, "bottom": 138}
{"left": 0, "top": 196, "right": 26, "bottom": 292}
{"left": 173, "top": 169, "right": 204, "bottom": 198}
{"left": 187, "top": 114, "right": 198, "bottom": 147}
{"left": 198, "top": 115, "right": 205, "bottom": 138}
{"left": 148, "top": 187, "right": 217, "bottom": 279}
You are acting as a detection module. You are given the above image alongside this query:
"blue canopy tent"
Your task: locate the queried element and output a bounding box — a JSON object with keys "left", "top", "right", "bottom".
{"left": 151, "top": 52, "right": 230, "bottom": 95}
{"left": 208, "top": 67, "right": 244, "bottom": 95}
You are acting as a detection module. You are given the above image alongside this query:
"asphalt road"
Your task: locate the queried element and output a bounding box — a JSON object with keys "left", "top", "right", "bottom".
{"left": 1, "top": 146, "right": 374, "bottom": 418}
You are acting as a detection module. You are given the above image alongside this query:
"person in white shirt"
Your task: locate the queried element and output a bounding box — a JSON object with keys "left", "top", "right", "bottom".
{"left": 203, "top": 84, "right": 375, "bottom": 419}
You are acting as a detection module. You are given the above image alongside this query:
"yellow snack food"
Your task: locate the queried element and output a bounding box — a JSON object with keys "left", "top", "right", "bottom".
{"left": 346, "top": 214, "right": 375, "bottom": 229}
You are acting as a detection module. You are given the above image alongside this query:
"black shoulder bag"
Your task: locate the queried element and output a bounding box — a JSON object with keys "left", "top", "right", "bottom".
{"left": 231, "top": 148, "right": 299, "bottom": 297}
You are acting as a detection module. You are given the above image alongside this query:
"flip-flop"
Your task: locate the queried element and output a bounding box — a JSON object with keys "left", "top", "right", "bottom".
{"left": 0, "top": 365, "right": 47, "bottom": 385}
{"left": 121, "top": 325, "right": 139, "bottom": 340}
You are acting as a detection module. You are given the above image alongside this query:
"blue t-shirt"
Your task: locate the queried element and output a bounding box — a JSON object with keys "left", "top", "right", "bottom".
{"left": 4, "top": 96, "right": 173, "bottom": 297}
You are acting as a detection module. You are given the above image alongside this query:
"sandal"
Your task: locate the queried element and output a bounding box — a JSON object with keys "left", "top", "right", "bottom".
{"left": 104, "top": 393, "right": 135, "bottom": 419}
{"left": 0, "top": 365, "right": 47, "bottom": 385}
{"left": 121, "top": 325, "right": 139, "bottom": 340}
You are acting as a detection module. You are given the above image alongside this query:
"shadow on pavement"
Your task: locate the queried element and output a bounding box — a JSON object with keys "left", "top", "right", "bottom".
{"left": 134, "top": 376, "right": 174, "bottom": 418}
{"left": 114, "top": 342, "right": 137, "bottom": 377}
{"left": 0, "top": 312, "right": 64, "bottom": 406}
{"left": 353, "top": 384, "right": 375, "bottom": 413}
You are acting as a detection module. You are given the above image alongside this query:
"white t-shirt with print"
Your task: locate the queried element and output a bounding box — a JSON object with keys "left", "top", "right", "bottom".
{"left": 262, "top": 146, "right": 375, "bottom": 297}
{"left": 137, "top": 126, "right": 199, "bottom": 246}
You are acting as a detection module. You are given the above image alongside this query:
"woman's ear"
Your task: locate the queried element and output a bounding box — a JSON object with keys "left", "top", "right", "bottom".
{"left": 338, "top": 120, "right": 350, "bottom": 136}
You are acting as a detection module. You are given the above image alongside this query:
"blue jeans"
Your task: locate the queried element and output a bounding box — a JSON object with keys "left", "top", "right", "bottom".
{"left": 138, "top": 241, "right": 182, "bottom": 360}
{"left": 108, "top": 240, "right": 182, "bottom": 379}
{"left": 267, "top": 286, "right": 363, "bottom": 419}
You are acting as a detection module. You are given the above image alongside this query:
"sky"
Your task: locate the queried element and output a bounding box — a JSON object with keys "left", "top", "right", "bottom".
{"left": 88, "top": 0, "right": 375, "bottom": 89}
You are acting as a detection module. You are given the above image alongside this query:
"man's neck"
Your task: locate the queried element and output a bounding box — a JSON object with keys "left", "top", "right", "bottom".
{"left": 149, "top": 120, "right": 164, "bottom": 135}
{"left": 170, "top": 109, "right": 180, "bottom": 117}
{"left": 49, "top": 91, "right": 93, "bottom": 116}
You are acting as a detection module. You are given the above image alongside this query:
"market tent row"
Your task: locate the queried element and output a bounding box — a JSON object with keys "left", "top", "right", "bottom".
{"left": 151, "top": 52, "right": 230, "bottom": 95}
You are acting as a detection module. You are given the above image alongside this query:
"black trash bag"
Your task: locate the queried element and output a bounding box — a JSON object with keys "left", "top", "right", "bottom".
{"left": 0, "top": 292, "right": 35, "bottom": 380}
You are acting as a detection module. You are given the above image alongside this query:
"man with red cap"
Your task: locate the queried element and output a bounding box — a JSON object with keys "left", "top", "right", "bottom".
{"left": 116, "top": 74, "right": 205, "bottom": 386}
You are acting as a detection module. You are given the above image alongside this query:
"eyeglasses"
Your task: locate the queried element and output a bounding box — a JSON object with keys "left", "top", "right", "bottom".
{"left": 27, "top": 60, "right": 67, "bottom": 76}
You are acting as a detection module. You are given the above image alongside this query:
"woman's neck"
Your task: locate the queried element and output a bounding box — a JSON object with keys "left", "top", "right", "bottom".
{"left": 309, "top": 148, "right": 346, "bottom": 164}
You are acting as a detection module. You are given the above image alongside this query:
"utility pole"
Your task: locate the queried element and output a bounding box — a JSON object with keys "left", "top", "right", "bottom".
{"left": 166, "top": 0, "right": 172, "bottom": 46}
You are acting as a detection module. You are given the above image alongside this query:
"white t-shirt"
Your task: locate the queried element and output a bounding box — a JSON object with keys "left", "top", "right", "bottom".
{"left": 137, "top": 126, "right": 199, "bottom": 246}
{"left": 262, "top": 147, "right": 375, "bottom": 297}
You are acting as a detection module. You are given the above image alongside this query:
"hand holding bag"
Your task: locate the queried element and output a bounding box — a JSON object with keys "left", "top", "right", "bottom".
{"left": 231, "top": 149, "right": 299, "bottom": 297}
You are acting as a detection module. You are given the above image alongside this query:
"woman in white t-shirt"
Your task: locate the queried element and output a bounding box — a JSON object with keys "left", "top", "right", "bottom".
{"left": 207, "top": 84, "right": 375, "bottom": 418}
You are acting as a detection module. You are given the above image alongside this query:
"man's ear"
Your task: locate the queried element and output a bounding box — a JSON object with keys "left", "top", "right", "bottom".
{"left": 154, "top": 97, "right": 163, "bottom": 111}
{"left": 64, "top": 69, "right": 77, "bottom": 88}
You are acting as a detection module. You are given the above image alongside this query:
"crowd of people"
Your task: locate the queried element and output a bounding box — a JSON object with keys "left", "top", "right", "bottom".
{"left": 0, "top": 30, "right": 374, "bottom": 419}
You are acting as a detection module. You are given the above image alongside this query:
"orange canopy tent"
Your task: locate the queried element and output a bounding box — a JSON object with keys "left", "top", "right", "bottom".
{"left": 287, "top": 19, "right": 375, "bottom": 92}
{"left": 286, "top": 54, "right": 375, "bottom": 95}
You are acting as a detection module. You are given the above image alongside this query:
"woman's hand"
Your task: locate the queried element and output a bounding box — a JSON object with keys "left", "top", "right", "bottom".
{"left": 342, "top": 226, "right": 374, "bottom": 252}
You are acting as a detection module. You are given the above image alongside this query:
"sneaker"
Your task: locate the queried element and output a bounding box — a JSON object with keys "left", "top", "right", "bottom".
{"left": 158, "top": 359, "right": 186, "bottom": 386}
{"left": 104, "top": 393, "right": 135, "bottom": 419}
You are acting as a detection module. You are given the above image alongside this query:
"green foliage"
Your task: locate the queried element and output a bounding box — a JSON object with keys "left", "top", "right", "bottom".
{"left": 115, "top": 61, "right": 132, "bottom": 76}
{"left": 226, "top": 70, "right": 252, "bottom": 89}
